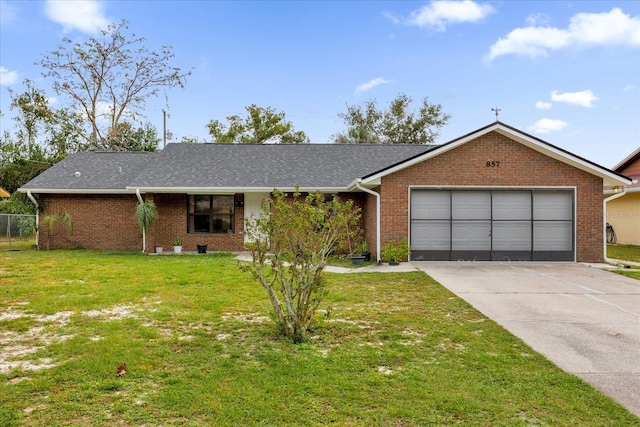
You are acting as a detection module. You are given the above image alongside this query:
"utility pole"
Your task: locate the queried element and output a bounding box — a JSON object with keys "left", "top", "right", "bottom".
{"left": 163, "top": 109, "right": 167, "bottom": 149}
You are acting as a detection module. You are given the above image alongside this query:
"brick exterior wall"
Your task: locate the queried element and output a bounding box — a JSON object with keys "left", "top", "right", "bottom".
{"left": 37, "top": 132, "right": 604, "bottom": 261}
{"left": 39, "top": 191, "right": 367, "bottom": 254}
{"left": 378, "top": 131, "right": 604, "bottom": 262}
{"left": 40, "top": 194, "right": 141, "bottom": 250}
{"left": 149, "top": 193, "right": 245, "bottom": 252}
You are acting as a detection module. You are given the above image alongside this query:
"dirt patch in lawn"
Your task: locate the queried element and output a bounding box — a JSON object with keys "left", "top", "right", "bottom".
{"left": 0, "top": 301, "right": 157, "bottom": 374}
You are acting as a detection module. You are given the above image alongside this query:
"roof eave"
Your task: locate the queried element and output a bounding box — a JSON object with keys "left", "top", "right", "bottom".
{"left": 126, "top": 186, "right": 351, "bottom": 194}
{"left": 17, "top": 188, "right": 136, "bottom": 194}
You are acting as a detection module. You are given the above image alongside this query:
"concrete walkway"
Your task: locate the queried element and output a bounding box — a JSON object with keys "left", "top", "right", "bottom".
{"left": 413, "top": 262, "right": 640, "bottom": 417}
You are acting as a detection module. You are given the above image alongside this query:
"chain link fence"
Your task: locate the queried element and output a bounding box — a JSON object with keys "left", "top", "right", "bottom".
{"left": 0, "top": 213, "right": 37, "bottom": 245}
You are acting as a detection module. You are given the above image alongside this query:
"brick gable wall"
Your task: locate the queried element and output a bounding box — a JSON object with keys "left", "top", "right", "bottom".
{"left": 379, "top": 131, "right": 604, "bottom": 262}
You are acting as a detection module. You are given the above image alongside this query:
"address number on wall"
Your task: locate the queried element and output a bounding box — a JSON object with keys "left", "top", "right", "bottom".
{"left": 486, "top": 161, "right": 501, "bottom": 167}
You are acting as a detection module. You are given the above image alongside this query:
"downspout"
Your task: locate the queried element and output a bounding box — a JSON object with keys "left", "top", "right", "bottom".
{"left": 26, "top": 191, "right": 39, "bottom": 248}
{"left": 355, "top": 179, "right": 381, "bottom": 263}
{"left": 136, "top": 189, "right": 146, "bottom": 253}
{"left": 603, "top": 187, "right": 627, "bottom": 264}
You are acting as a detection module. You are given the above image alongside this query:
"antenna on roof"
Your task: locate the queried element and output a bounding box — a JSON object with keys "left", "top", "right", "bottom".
{"left": 491, "top": 107, "right": 501, "bottom": 121}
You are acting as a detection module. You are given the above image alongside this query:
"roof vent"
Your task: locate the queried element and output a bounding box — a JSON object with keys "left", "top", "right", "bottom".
{"left": 74, "top": 171, "right": 81, "bottom": 178}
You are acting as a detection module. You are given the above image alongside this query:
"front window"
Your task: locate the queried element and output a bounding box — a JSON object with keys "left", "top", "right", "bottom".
{"left": 188, "top": 195, "right": 234, "bottom": 233}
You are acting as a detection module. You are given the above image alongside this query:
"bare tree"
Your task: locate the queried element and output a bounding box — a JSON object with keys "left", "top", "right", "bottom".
{"left": 39, "top": 20, "right": 191, "bottom": 150}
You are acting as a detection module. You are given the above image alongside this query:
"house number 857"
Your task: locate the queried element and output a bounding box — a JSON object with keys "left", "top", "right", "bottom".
{"left": 486, "top": 161, "right": 501, "bottom": 167}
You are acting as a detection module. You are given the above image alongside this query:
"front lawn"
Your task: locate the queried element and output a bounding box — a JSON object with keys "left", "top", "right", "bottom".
{"left": 1, "top": 249, "right": 637, "bottom": 426}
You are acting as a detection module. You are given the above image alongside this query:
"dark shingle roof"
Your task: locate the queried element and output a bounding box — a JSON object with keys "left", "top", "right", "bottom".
{"left": 19, "top": 144, "right": 435, "bottom": 192}
{"left": 129, "top": 143, "right": 433, "bottom": 189}
{"left": 20, "top": 152, "right": 156, "bottom": 191}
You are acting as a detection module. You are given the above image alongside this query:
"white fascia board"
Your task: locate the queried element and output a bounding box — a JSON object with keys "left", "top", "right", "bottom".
{"left": 17, "top": 188, "right": 135, "bottom": 194}
{"left": 361, "top": 123, "right": 632, "bottom": 187}
{"left": 492, "top": 126, "right": 632, "bottom": 187}
{"left": 127, "top": 186, "right": 350, "bottom": 194}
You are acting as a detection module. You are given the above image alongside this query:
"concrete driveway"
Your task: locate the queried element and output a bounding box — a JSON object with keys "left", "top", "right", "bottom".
{"left": 413, "top": 262, "right": 640, "bottom": 417}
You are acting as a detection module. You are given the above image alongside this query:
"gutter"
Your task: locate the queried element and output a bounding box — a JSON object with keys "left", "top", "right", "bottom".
{"left": 26, "top": 191, "right": 39, "bottom": 247}
{"left": 135, "top": 189, "right": 146, "bottom": 253}
{"left": 603, "top": 187, "right": 627, "bottom": 264}
{"left": 355, "top": 179, "right": 381, "bottom": 263}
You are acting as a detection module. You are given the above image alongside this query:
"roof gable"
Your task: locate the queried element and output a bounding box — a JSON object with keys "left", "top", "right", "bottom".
{"left": 362, "top": 121, "right": 632, "bottom": 187}
{"left": 613, "top": 146, "right": 640, "bottom": 175}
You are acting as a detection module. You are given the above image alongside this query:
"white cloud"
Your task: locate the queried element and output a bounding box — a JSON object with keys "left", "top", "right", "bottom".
{"left": 551, "top": 90, "right": 598, "bottom": 107}
{"left": 525, "top": 13, "right": 551, "bottom": 26}
{"left": 487, "top": 8, "right": 640, "bottom": 60}
{"left": 623, "top": 84, "right": 636, "bottom": 91}
{"left": 402, "top": 0, "right": 494, "bottom": 31}
{"left": 354, "top": 77, "right": 391, "bottom": 95}
{"left": 536, "top": 101, "right": 552, "bottom": 110}
{"left": 44, "top": 0, "right": 109, "bottom": 35}
{"left": 0, "top": 66, "right": 18, "bottom": 86}
{"left": 528, "top": 118, "right": 568, "bottom": 134}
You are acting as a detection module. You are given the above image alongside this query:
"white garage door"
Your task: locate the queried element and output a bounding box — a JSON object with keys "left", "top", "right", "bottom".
{"left": 410, "top": 189, "right": 574, "bottom": 261}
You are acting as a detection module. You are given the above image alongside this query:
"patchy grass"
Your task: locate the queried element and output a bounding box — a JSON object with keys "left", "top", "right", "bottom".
{"left": 0, "top": 250, "right": 638, "bottom": 426}
{"left": 607, "top": 244, "right": 640, "bottom": 280}
{"left": 607, "top": 244, "right": 640, "bottom": 263}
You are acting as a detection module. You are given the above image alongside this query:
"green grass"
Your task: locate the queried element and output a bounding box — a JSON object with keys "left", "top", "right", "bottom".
{"left": 607, "top": 244, "right": 640, "bottom": 263}
{"left": 607, "top": 244, "right": 640, "bottom": 280}
{"left": 1, "top": 249, "right": 638, "bottom": 426}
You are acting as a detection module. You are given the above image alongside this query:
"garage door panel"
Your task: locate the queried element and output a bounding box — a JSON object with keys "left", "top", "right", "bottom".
{"left": 411, "top": 191, "right": 450, "bottom": 219}
{"left": 492, "top": 221, "right": 532, "bottom": 250}
{"left": 534, "top": 192, "right": 573, "bottom": 220}
{"left": 533, "top": 221, "right": 573, "bottom": 251}
{"left": 411, "top": 221, "right": 450, "bottom": 250}
{"left": 452, "top": 192, "right": 491, "bottom": 219}
{"left": 452, "top": 220, "right": 491, "bottom": 250}
{"left": 493, "top": 191, "right": 531, "bottom": 220}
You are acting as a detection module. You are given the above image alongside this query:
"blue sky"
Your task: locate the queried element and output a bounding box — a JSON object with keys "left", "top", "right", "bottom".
{"left": 1, "top": 0, "right": 639, "bottom": 168}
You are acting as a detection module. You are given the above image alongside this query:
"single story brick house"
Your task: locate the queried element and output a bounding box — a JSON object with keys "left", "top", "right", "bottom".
{"left": 605, "top": 147, "right": 640, "bottom": 246}
{"left": 19, "top": 121, "right": 631, "bottom": 262}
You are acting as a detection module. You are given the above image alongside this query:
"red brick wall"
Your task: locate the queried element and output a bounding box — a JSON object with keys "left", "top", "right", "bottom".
{"left": 149, "top": 193, "right": 245, "bottom": 252}
{"left": 39, "top": 191, "right": 368, "bottom": 253}
{"left": 379, "top": 131, "right": 604, "bottom": 262}
{"left": 40, "top": 194, "right": 141, "bottom": 250}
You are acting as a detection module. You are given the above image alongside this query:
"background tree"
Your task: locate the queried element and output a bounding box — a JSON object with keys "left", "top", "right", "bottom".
{"left": 108, "top": 121, "right": 160, "bottom": 152}
{"left": 207, "top": 104, "right": 310, "bottom": 144}
{"left": 243, "top": 190, "right": 361, "bottom": 342}
{"left": 0, "top": 81, "right": 84, "bottom": 196}
{"left": 38, "top": 20, "right": 190, "bottom": 150}
{"left": 333, "top": 93, "right": 451, "bottom": 145}
{"left": 333, "top": 126, "right": 380, "bottom": 144}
